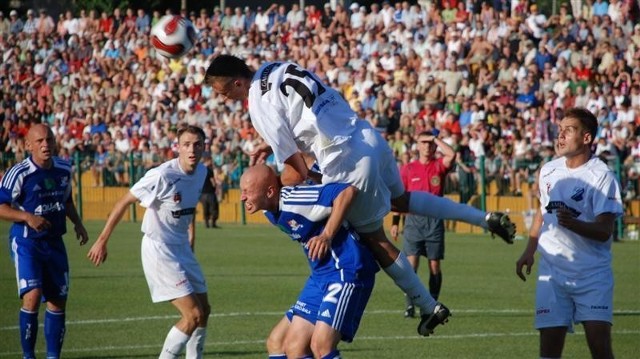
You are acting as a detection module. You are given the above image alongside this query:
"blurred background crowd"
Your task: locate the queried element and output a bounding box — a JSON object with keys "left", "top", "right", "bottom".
{"left": 0, "top": 0, "right": 639, "bottom": 204}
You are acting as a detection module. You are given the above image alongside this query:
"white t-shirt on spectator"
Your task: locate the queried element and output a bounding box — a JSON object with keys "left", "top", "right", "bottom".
{"left": 255, "top": 13, "right": 269, "bottom": 32}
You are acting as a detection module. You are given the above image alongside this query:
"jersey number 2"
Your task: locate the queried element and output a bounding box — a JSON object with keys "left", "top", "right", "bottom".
{"left": 279, "top": 64, "right": 326, "bottom": 108}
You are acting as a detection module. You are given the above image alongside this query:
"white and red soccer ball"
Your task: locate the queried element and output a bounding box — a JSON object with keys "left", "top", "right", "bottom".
{"left": 150, "top": 15, "right": 197, "bottom": 59}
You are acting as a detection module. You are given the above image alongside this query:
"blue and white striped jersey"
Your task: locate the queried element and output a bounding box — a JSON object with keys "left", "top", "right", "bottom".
{"left": 264, "top": 183, "right": 379, "bottom": 280}
{"left": 0, "top": 157, "right": 72, "bottom": 239}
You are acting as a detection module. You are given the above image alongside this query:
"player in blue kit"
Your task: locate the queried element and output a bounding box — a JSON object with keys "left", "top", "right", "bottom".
{"left": 0, "top": 124, "right": 89, "bottom": 359}
{"left": 240, "top": 164, "right": 378, "bottom": 359}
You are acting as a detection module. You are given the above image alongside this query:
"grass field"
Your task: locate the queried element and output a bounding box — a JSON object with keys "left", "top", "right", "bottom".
{"left": 0, "top": 221, "right": 638, "bottom": 358}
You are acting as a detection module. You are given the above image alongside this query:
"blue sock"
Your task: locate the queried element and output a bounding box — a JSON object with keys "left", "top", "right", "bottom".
{"left": 44, "top": 309, "right": 65, "bottom": 359}
{"left": 321, "top": 349, "right": 341, "bottom": 359}
{"left": 268, "top": 355, "right": 286, "bottom": 359}
{"left": 20, "top": 309, "right": 38, "bottom": 359}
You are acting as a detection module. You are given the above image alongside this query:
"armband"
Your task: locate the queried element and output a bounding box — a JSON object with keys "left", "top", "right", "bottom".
{"left": 392, "top": 214, "right": 400, "bottom": 226}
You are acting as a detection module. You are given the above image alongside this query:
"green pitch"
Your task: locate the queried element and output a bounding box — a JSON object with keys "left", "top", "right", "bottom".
{"left": 0, "top": 221, "right": 638, "bottom": 358}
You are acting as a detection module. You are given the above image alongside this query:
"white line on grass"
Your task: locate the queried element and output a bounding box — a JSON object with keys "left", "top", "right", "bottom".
{"left": 1, "top": 330, "right": 639, "bottom": 356}
{"left": 2, "top": 308, "right": 640, "bottom": 331}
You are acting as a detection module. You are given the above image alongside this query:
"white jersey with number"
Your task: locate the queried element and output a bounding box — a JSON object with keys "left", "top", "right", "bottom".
{"left": 537, "top": 156, "right": 623, "bottom": 278}
{"left": 130, "top": 159, "right": 206, "bottom": 244}
{"left": 248, "top": 62, "right": 359, "bottom": 177}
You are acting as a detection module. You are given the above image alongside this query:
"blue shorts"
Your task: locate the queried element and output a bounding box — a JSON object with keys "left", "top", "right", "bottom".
{"left": 10, "top": 236, "right": 69, "bottom": 301}
{"left": 286, "top": 273, "right": 375, "bottom": 342}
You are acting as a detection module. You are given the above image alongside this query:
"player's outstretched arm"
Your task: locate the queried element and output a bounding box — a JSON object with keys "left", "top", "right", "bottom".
{"left": 307, "top": 186, "right": 358, "bottom": 261}
{"left": 87, "top": 192, "right": 138, "bottom": 266}
{"left": 65, "top": 196, "right": 88, "bottom": 245}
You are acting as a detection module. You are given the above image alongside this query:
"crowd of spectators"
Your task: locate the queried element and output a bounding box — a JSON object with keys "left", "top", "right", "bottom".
{"left": 0, "top": 0, "right": 639, "bottom": 203}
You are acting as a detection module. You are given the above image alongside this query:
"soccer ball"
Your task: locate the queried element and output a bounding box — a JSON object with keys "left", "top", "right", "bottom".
{"left": 150, "top": 15, "right": 197, "bottom": 59}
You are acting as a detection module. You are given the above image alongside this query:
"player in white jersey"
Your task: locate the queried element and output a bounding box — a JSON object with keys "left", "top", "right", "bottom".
{"left": 87, "top": 126, "right": 210, "bottom": 359}
{"left": 516, "top": 108, "right": 623, "bottom": 359}
{"left": 205, "top": 55, "right": 515, "bottom": 336}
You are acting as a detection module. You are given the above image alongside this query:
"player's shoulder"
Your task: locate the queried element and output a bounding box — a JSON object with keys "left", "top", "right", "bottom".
{"left": 586, "top": 156, "right": 613, "bottom": 173}
{"left": 53, "top": 157, "right": 72, "bottom": 172}
{"left": 1, "top": 158, "right": 35, "bottom": 183}
{"left": 540, "top": 156, "right": 564, "bottom": 171}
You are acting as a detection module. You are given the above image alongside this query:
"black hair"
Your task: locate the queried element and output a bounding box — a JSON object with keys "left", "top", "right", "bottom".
{"left": 204, "top": 55, "right": 253, "bottom": 82}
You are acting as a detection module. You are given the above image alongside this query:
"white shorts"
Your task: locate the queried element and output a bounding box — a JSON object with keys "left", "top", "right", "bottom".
{"left": 141, "top": 235, "right": 207, "bottom": 303}
{"left": 322, "top": 121, "right": 404, "bottom": 232}
{"left": 534, "top": 257, "right": 613, "bottom": 331}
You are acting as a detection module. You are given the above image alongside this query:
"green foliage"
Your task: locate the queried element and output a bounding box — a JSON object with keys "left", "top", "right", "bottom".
{"left": 0, "top": 222, "right": 638, "bottom": 358}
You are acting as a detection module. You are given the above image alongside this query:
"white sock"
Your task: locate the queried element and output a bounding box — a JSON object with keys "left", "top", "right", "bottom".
{"left": 383, "top": 252, "right": 437, "bottom": 314}
{"left": 159, "top": 326, "right": 190, "bottom": 359}
{"left": 408, "top": 191, "right": 488, "bottom": 228}
{"left": 186, "top": 327, "right": 207, "bottom": 359}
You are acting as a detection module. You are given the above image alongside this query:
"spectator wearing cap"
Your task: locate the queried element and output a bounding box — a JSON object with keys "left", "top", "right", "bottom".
{"left": 8, "top": 10, "right": 23, "bottom": 34}
{"left": 22, "top": 9, "right": 37, "bottom": 34}
{"left": 525, "top": 4, "right": 548, "bottom": 41}
{"left": 350, "top": 4, "right": 366, "bottom": 30}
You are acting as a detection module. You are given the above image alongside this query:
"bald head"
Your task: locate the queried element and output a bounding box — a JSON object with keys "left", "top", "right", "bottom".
{"left": 27, "top": 124, "right": 56, "bottom": 167}
{"left": 239, "top": 164, "right": 281, "bottom": 214}
{"left": 27, "top": 123, "right": 53, "bottom": 141}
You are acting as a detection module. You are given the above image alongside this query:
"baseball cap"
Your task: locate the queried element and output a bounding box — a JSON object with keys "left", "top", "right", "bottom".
{"left": 27, "top": 9, "right": 34, "bottom": 15}
{"left": 10, "top": 10, "right": 18, "bottom": 16}
{"left": 350, "top": 2, "right": 359, "bottom": 10}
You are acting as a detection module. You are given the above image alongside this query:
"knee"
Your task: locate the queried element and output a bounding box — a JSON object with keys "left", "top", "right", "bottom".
{"left": 200, "top": 302, "right": 211, "bottom": 324}
{"left": 21, "top": 289, "right": 43, "bottom": 312}
{"left": 283, "top": 334, "right": 310, "bottom": 358}
{"left": 310, "top": 335, "right": 334, "bottom": 358}
{"left": 266, "top": 330, "right": 284, "bottom": 354}
{"left": 184, "top": 307, "right": 206, "bottom": 330}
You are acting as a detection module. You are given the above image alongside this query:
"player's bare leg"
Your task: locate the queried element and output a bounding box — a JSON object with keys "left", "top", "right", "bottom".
{"left": 540, "top": 327, "right": 568, "bottom": 358}
{"left": 283, "top": 316, "right": 314, "bottom": 358}
{"left": 583, "top": 321, "right": 614, "bottom": 359}
{"left": 160, "top": 294, "right": 208, "bottom": 358}
{"left": 266, "top": 317, "right": 290, "bottom": 358}
{"left": 311, "top": 322, "right": 342, "bottom": 358}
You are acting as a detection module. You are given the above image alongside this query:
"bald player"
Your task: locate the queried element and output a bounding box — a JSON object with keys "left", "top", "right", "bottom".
{"left": 0, "top": 124, "right": 89, "bottom": 359}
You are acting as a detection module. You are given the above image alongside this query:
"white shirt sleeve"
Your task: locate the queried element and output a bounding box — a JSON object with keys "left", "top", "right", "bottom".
{"left": 592, "top": 170, "right": 623, "bottom": 217}
{"left": 129, "top": 167, "right": 164, "bottom": 208}
{"left": 250, "top": 98, "right": 299, "bottom": 165}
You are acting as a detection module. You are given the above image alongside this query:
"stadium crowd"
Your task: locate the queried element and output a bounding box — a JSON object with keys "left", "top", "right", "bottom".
{"left": 0, "top": 0, "right": 639, "bottom": 201}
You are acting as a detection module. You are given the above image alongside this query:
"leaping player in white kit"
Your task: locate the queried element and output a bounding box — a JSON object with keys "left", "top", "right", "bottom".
{"left": 516, "top": 108, "right": 623, "bottom": 359}
{"left": 87, "top": 126, "right": 211, "bottom": 359}
{"left": 205, "top": 55, "right": 516, "bottom": 336}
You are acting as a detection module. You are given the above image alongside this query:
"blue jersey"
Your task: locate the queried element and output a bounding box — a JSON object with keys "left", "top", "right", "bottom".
{"left": 0, "top": 157, "right": 72, "bottom": 239}
{"left": 264, "top": 183, "right": 379, "bottom": 280}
